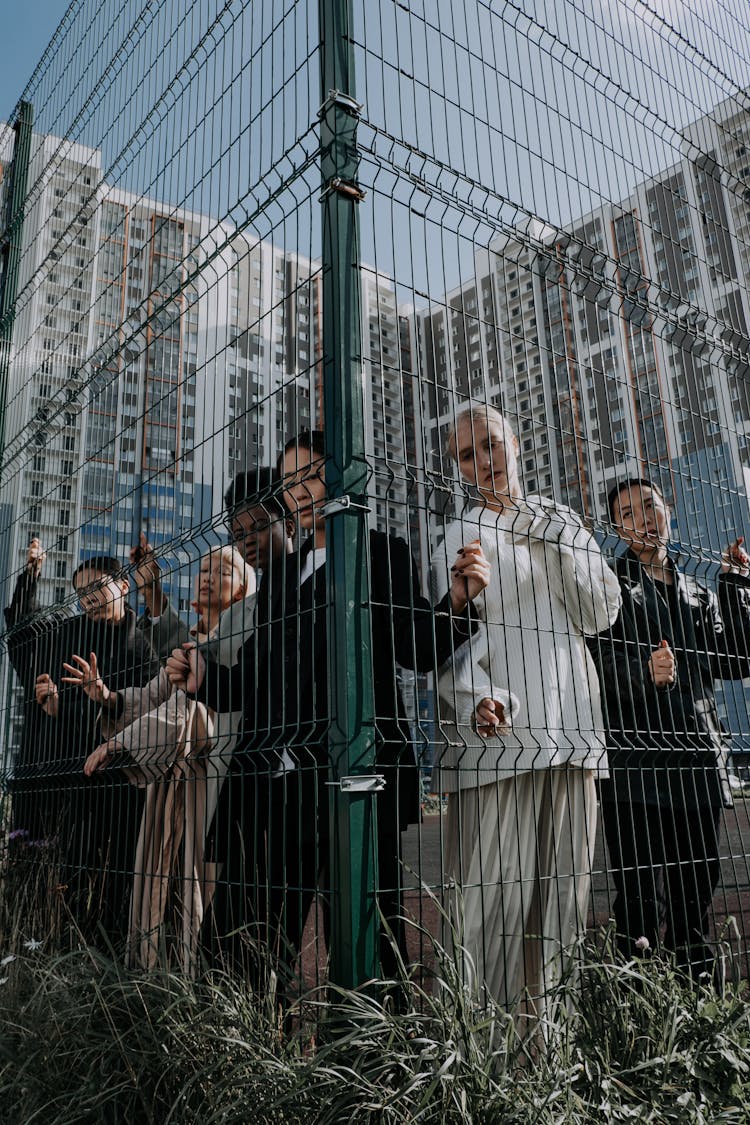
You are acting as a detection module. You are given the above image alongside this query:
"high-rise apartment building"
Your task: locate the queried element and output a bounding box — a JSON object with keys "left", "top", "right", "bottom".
{"left": 0, "top": 131, "right": 239, "bottom": 614}
{"left": 0, "top": 129, "right": 426, "bottom": 629}
{"left": 417, "top": 96, "right": 750, "bottom": 566}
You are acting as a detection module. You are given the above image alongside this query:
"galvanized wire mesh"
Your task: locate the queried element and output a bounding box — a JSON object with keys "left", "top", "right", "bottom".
{"left": 1, "top": 0, "right": 750, "bottom": 1025}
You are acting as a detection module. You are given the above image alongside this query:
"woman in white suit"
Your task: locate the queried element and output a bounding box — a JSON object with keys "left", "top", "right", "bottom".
{"left": 434, "top": 404, "right": 621, "bottom": 1018}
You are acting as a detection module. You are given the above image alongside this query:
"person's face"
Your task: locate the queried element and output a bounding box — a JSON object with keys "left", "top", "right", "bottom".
{"left": 453, "top": 414, "right": 521, "bottom": 506}
{"left": 281, "top": 444, "right": 327, "bottom": 532}
{"left": 612, "top": 485, "right": 671, "bottom": 557}
{"left": 228, "top": 503, "right": 285, "bottom": 571}
{"left": 73, "top": 567, "right": 128, "bottom": 623}
{"left": 196, "top": 553, "right": 244, "bottom": 613}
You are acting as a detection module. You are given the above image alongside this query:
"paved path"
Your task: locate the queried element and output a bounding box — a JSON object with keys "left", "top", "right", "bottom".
{"left": 298, "top": 796, "right": 750, "bottom": 986}
{"left": 399, "top": 798, "right": 750, "bottom": 974}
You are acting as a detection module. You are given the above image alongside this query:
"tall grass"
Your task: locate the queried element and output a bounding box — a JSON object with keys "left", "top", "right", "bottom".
{"left": 2, "top": 830, "right": 750, "bottom": 1123}
{"left": 1, "top": 926, "right": 750, "bottom": 1123}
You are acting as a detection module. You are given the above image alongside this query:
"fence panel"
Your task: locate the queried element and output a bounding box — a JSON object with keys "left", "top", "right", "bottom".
{"left": 1, "top": 0, "right": 750, "bottom": 1025}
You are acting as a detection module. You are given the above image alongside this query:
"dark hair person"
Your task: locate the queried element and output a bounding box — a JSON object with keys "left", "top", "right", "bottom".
{"left": 223, "top": 467, "right": 292, "bottom": 574}
{"left": 591, "top": 477, "right": 750, "bottom": 977}
{"left": 166, "top": 430, "right": 489, "bottom": 991}
{"left": 36, "top": 551, "right": 160, "bottom": 945}
{"left": 4, "top": 539, "right": 77, "bottom": 862}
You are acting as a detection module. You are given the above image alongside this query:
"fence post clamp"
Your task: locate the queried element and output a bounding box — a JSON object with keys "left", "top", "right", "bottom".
{"left": 320, "top": 177, "right": 366, "bottom": 203}
{"left": 321, "top": 494, "right": 371, "bottom": 517}
{"left": 327, "top": 775, "right": 386, "bottom": 793}
{"left": 318, "top": 89, "right": 363, "bottom": 118}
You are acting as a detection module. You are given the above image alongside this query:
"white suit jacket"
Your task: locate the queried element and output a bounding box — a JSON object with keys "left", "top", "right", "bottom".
{"left": 433, "top": 496, "right": 621, "bottom": 790}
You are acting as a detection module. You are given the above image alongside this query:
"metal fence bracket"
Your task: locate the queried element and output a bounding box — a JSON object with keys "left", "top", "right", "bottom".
{"left": 327, "top": 775, "right": 386, "bottom": 793}
{"left": 321, "top": 494, "right": 371, "bottom": 517}
{"left": 320, "top": 177, "right": 366, "bottom": 203}
{"left": 318, "top": 89, "right": 363, "bottom": 117}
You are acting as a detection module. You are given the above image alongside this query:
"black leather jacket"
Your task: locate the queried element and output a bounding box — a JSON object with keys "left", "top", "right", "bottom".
{"left": 589, "top": 552, "right": 750, "bottom": 809}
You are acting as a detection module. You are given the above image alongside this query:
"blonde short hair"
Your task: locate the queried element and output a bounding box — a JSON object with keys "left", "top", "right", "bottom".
{"left": 207, "top": 544, "right": 256, "bottom": 598}
{"left": 446, "top": 403, "right": 516, "bottom": 460}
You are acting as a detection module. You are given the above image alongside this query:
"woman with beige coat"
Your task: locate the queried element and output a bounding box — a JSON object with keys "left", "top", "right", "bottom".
{"left": 81, "top": 545, "right": 255, "bottom": 970}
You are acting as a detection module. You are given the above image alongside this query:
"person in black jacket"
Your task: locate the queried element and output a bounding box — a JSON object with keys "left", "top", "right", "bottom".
{"left": 3, "top": 539, "right": 77, "bottom": 849}
{"left": 201, "top": 467, "right": 294, "bottom": 970}
{"left": 167, "top": 432, "right": 489, "bottom": 988}
{"left": 34, "top": 554, "right": 161, "bottom": 945}
{"left": 592, "top": 478, "right": 750, "bottom": 977}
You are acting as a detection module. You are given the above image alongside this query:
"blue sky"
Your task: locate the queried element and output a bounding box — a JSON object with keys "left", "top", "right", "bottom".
{"left": 0, "top": 3, "right": 68, "bottom": 123}
{"left": 2, "top": 0, "right": 749, "bottom": 298}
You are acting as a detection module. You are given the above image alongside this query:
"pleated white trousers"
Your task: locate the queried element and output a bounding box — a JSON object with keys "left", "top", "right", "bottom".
{"left": 444, "top": 767, "right": 597, "bottom": 1019}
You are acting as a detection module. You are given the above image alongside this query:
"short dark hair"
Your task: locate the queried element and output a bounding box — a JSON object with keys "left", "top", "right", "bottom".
{"left": 277, "top": 429, "right": 326, "bottom": 472}
{"left": 607, "top": 477, "right": 666, "bottom": 521}
{"left": 71, "top": 555, "right": 124, "bottom": 586}
{"left": 224, "top": 468, "right": 286, "bottom": 518}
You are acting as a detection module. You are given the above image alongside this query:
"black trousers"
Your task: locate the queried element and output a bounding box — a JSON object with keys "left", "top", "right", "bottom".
{"left": 46, "top": 776, "right": 145, "bottom": 950}
{"left": 208, "top": 765, "right": 409, "bottom": 991}
{"left": 602, "top": 796, "right": 721, "bottom": 977}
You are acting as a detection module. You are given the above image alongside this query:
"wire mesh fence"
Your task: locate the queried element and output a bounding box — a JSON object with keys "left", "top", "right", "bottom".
{"left": 2, "top": 0, "right": 750, "bottom": 1031}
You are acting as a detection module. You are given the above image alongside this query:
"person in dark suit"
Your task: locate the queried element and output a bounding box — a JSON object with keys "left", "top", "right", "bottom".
{"left": 592, "top": 478, "right": 750, "bottom": 977}
{"left": 194, "top": 467, "right": 295, "bottom": 973}
{"left": 4, "top": 539, "right": 77, "bottom": 849}
{"left": 167, "top": 432, "right": 489, "bottom": 990}
{"left": 39, "top": 554, "right": 161, "bottom": 945}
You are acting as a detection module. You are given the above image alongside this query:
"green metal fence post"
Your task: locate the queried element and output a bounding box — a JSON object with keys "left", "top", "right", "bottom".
{"left": 0, "top": 100, "right": 33, "bottom": 477}
{"left": 0, "top": 101, "right": 33, "bottom": 781}
{"left": 319, "top": 0, "right": 380, "bottom": 988}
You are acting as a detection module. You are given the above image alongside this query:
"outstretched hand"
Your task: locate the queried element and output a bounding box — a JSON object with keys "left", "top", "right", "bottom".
{"left": 130, "top": 533, "right": 166, "bottom": 617}
{"left": 26, "top": 538, "right": 47, "bottom": 578}
{"left": 61, "top": 652, "right": 111, "bottom": 704}
{"left": 130, "top": 532, "right": 158, "bottom": 578}
{"left": 722, "top": 536, "right": 750, "bottom": 577}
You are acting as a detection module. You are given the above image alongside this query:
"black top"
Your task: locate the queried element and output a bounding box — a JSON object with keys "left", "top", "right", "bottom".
{"left": 590, "top": 551, "right": 750, "bottom": 809}
{"left": 3, "top": 568, "right": 160, "bottom": 780}
{"left": 199, "top": 530, "right": 477, "bottom": 833}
